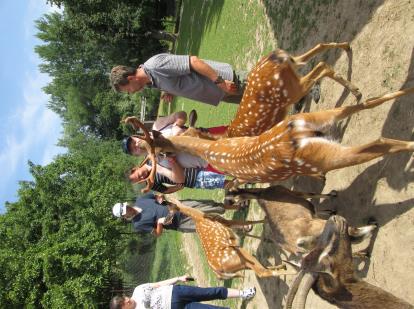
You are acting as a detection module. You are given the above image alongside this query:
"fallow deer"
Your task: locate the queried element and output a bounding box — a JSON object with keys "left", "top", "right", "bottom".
{"left": 125, "top": 86, "right": 414, "bottom": 189}
{"left": 285, "top": 215, "right": 412, "bottom": 309}
{"left": 184, "top": 42, "right": 361, "bottom": 140}
{"left": 225, "top": 185, "right": 376, "bottom": 256}
{"left": 165, "top": 196, "right": 295, "bottom": 279}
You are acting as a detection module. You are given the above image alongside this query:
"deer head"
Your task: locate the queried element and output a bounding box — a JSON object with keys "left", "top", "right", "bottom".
{"left": 122, "top": 117, "right": 157, "bottom": 193}
{"left": 285, "top": 215, "right": 412, "bottom": 309}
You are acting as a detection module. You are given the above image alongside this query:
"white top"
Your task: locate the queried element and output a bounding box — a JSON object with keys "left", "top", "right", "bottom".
{"left": 132, "top": 283, "right": 173, "bottom": 309}
{"left": 156, "top": 124, "right": 208, "bottom": 169}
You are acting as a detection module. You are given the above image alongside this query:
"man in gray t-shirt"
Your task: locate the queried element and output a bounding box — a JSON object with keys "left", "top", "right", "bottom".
{"left": 110, "top": 53, "right": 247, "bottom": 105}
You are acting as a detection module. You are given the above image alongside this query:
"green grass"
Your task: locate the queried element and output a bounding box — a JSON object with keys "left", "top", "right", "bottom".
{"left": 150, "top": 232, "right": 188, "bottom": 281}
{"left": 166, "top": 0, "right": 276, "bottom": 128}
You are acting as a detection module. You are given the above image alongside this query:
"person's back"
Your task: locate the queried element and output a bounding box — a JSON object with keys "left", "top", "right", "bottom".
{"left": 131, "top": 194, "right": 181, "bottom": 232}
{"left": 143, "top": 53, "right": 234, "bottom": 105}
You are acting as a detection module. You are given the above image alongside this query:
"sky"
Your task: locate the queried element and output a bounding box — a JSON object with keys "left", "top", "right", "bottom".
{"left": 0, "top": 1, "right": 64, "bottom": 213}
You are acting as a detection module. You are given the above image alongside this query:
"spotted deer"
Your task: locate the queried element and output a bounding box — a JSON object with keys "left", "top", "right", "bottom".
{"left": 165, "top": 196, "right": 295, "bottom": 279}
{"left": 285, "top": 215, "right": 412, "bottom": 309}
{"left": 125, "top": 86, "right": 414, "bottom": 188}
{"left": 225, "top": 185, "right": 376, "bottom": 256}
{"left": 184, "top": 42, "right": 361, "bottom": 140}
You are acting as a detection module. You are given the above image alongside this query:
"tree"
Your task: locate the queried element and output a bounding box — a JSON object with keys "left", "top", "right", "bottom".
{"left": 35, "top": 1, "right": 167, "bottom": 139}
{"left": 0, "top": 137, "right": 144, "bottom": 307}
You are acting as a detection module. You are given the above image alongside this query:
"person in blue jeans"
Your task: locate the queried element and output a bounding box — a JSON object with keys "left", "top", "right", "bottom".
{"left": 109, "top": 274, "right": 256, "bottom": 309}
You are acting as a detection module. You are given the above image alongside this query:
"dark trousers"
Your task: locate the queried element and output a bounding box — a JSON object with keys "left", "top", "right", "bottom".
{"left": 171, "top": 285, "right": 229, "bottom": 309}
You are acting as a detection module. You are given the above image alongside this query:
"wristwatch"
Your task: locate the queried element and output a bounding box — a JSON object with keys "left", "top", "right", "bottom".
{"left": 214, "top": 75, "right": 225, "bottom": 84}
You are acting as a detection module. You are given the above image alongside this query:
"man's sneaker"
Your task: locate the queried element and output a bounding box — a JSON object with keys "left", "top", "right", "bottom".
{"left": 240, "top": 287, "right": 256, "bottom": 300}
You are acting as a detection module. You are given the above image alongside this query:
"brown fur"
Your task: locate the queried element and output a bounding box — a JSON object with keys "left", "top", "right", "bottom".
{"left": 165, "top": 196, "right": 293, "bottom": 279}
{"left": 184, "top": 42, "right": 361, "bottom": 140}
{"left": 289, "top": 216, "right": 413, "bottom": 309}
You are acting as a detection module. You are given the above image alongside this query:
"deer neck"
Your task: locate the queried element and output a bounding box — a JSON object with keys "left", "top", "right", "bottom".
{"left": 171, "top": 201, "right": 204, "bottom": 221}
{"left": 160, "top": 136, "right": 213, "bottom": 158}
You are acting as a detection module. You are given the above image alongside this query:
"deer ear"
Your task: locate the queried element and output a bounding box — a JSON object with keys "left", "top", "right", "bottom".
{"left": 152, "top": 130, "right": 162, "bottom": 138}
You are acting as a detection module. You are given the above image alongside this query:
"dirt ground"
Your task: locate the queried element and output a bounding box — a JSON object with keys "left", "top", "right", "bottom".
{"left": 185, "top": 0, "right": 414, "bottom": 308}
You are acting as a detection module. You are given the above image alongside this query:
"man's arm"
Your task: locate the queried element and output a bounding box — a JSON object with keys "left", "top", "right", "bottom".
{"left": 189, "top": 56, "right": 237, "bottom": 94}
{"left": 152, "top": 219, "right": 165, "bottom": 237}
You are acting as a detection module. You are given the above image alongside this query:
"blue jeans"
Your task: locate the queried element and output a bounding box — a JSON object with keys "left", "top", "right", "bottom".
{"left": 171, "top": 285, "right": 229, "bottom": 309}
{"left": 194, "top": 171, "right": 226, "bottom": 189}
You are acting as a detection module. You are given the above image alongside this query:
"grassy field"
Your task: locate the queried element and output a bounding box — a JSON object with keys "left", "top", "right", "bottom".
{"left": 150, "top": 231, "right": 189, "bottom": 281}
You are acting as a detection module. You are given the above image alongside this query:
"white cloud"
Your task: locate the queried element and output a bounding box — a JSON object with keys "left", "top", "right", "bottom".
{"left": 0, "top": 0, "right": 66, "bottom": 211}
{"left": 0, "top": 68, "right": 64, "bottom": 174}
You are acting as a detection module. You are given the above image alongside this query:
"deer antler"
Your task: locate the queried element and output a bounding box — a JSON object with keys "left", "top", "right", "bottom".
{"left": 123, "top": 117, "right": 157, "bottom": 193}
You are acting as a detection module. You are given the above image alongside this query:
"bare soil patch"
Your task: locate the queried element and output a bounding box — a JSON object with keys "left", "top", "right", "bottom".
{"left": 240, "top": 0, "right": 414, "bottom": 308}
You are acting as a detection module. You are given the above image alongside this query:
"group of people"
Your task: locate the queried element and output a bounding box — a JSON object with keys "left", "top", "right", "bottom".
{"left": 109, "top": 53, "right": 256, "bottom": 308}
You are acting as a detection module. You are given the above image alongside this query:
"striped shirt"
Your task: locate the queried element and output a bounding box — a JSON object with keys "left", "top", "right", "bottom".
{"left": 142, "top": 53, "right": 234, "bottom": 106}
{"left": 151, "top": 167, "right": 200, "bottom": 193}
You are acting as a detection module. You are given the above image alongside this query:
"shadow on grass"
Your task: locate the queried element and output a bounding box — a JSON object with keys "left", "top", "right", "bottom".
{"left": 262, "top": 0, "right": 385, "bottom": 114}
{"left": 176, "top": 0, "right": 225, "bottom": 55}
{"left": 263, "top": 0, "right": 384, "bottom": 53}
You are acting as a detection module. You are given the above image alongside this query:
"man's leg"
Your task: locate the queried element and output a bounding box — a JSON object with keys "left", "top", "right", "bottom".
{"left": 177, "top": 200, "right": 226, "bottom": 232}
{"left": 176, "top": 216, "right": 197, "bottom": 233}
{"left": 181, "top": 200, "right": 225, "bottom": 214}
{"left": 194, "top": 171, "right": 226, "bottom": 190}
{"left": 172, "top": 285, "right": 228, "bottom": 304}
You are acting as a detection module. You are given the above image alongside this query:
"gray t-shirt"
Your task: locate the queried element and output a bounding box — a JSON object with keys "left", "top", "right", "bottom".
{"left": 142, "top": 53, "right": 234, "bottom": 106}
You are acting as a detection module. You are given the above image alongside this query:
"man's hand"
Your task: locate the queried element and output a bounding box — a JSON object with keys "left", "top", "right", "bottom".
{"left": 163, "top": 212, "right": 175, "bottom": 225}
{"left": 161, "top": 92, "right": 174, "bottom": 103}
{"left": 217, "top": 80, "right": 238, "bottom": 94}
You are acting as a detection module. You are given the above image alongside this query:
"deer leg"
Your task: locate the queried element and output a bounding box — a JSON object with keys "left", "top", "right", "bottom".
{"left": 348, "top": 224, "right": 377, "bottom": 241}
{"left": 293, "top": 87, "right": 414, "bottom": 128}
{"left": 237, "top": 248, "right": 294, "bottom": 277}
{"left": 278, "top": 186, "right": 337, "bottom": 200}
{"left": 224, "top": 178, "right": 247, "bottom": 191}
{"left": 299, "top": 138, "right": 414, "bottom": 173}
{"left": 220, "top": 218, "right": 265, "bottom": 227}
{"left": 292, "top": 42, "right": 350, "bottom": 64}
{"left": 299, "top": 61, "right": 361, "bottom": 100}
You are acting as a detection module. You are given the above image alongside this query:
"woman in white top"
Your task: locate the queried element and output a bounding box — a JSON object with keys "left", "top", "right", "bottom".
{"left": 109, "top": 274, "right": 256, "bottom": 309}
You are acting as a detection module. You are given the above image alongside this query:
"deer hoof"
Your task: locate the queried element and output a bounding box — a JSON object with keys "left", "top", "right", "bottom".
{"left": 367, "top": 217, "right": 378, "bottom": 227}
{"left": 354, "top": 90, "right": 363, "bottom": 102}
{"left": 329, "top": 190, "right": 338, "bottom": 198}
